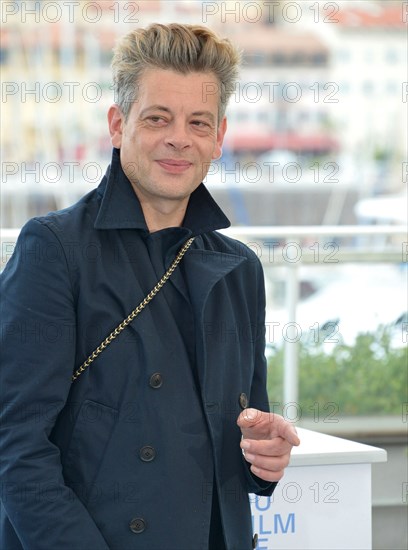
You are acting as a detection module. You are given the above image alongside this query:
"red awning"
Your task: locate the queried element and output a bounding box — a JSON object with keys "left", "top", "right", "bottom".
{"left": 228, "top": 133, "right": 338, "bottom": 152}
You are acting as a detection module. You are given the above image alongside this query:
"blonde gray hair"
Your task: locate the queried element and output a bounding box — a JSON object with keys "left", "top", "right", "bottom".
{"left": 111, "top": 23, "right": 241, "bottom": 124}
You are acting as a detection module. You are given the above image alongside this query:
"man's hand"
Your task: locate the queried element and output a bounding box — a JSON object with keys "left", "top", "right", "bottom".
{"left": 237, "top": 408, "right": 300, "bottom": 482}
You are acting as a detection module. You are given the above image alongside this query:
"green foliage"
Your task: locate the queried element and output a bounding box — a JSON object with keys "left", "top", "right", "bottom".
{"left": 267, "top": 328, "right": 407, "bottom": 416}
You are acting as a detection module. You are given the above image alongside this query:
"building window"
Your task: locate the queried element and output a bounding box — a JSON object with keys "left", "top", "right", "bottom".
{"left": 237, "top": 111, "right": 249, "bottom": 122}
{"left": 386, "top": 81, "right": 398, "bottom": 95}
{"left": 244, "top": 52, "right": 266, "bottom": 66}
{"left": 0, "top": 47, "right": 8, "bottom": 65}
{"left": 362, "top": 81, "right": 374, "bottom": 95}
{"left": 364, "top": 49, "right": 374, "bottom": 63}
{"left": 291, "top": 52, "right": 306, "bottom": 65}
{"left": 337, "top": 49, "right": 351, "bottom": 63}
{"left": 271, "top": 52, "right": 286, "bottom": 66}
{"left": 311, "top": 52, "right": 328, "bottom": 66}
{"left": 386, "top": 49, "right": 398, "bottom": 63}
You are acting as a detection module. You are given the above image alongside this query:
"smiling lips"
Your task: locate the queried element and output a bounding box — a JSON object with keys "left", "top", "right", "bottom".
{"left": 157, "top": 159, "right": 192, "bottom": 174}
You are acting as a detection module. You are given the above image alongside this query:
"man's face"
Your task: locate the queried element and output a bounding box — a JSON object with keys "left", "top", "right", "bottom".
{"left": 108, "top": 68, "right": 226, "bottom": 210}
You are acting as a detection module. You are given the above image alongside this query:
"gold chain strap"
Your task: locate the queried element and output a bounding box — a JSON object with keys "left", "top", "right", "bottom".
{"left": 72, "top": 237, "right": 195, "bottom": 382}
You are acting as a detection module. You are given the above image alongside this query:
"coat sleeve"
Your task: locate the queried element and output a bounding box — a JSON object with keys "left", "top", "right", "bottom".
{"left": 242, "top": 257, "right": 277, "bottom": 497}
{"left": 0, "top": 218, "right": 110, "bottom": 549}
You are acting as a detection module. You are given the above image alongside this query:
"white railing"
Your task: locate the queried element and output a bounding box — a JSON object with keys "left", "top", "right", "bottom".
{"left": 221, "top": 225, "right": 407, "bottom": 405}
{"left": 2, "top": 225, "right": 407, "bottom": 404}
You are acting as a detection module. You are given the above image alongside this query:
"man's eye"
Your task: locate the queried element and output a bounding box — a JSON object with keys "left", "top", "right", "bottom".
{"left": 145, "top": 115, "right": 169, "bottom": 125}
{"left": 192, "top": 120, "right": 209, "bottom": 128}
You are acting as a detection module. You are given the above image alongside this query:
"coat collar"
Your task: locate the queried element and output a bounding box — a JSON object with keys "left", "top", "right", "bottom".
{"left": 94, "top": 148, "right": 231, "bottom": 237}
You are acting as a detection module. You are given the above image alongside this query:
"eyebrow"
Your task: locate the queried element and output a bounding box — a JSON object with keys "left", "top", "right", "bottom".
{"left": 140, "top": 106, "right": 216, "bottom": 124}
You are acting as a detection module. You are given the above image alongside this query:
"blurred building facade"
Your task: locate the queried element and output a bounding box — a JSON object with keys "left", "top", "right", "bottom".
{"left": 1, "top": 0, "right": 406, "bottom": 225}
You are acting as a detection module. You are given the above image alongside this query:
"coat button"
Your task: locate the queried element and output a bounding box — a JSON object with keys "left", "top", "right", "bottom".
{"left": 149, "top": 373, "right": 163, "bottom": 388}
{"left": 239, "top": 392, "right": 248, "bottom": 409}
{"left": 139, "top": 445, "right": 156, "bottom": 462}
{"left": 129, "top": 517, "right": 146, "bottom": 534}
{"left": 252, "top": 533, "right": 258, "bottom": 548}
{"left": 205, "top": 402, "right": 218, "bottom": 413}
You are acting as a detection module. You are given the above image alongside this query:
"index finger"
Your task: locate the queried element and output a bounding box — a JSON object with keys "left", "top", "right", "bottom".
{"left": 264, "top": 413, "right": 300, "bottom": 446}
{"left": 280, "top": 421, "right": 300, "bottom": 447}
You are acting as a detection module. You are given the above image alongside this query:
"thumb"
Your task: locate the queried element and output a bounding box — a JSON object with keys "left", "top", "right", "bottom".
{"left": 236, "top": 408, "right": 265, "bottom": 429}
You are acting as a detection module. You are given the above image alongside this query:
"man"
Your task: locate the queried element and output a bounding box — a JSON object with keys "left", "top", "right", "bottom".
{"left": 0, "top": 23, "right": 299, "bottom": 549}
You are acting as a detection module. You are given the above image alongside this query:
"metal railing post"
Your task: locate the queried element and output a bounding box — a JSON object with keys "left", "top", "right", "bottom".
{"left": 283, "top": 261, "right": 300, "bottom": 406}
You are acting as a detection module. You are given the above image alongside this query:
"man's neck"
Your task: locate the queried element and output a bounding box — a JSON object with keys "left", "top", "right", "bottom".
{"left": 138, "top": 197, "right": 190, "bottom": 232}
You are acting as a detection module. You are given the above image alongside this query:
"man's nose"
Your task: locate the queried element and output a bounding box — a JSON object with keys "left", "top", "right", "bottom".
{"left": 164, "top": 121, "right": 192, "bottom": 150}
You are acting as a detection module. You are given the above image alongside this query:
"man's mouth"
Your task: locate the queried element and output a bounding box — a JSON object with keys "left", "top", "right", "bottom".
{"left": 157, "top": 159, "right": 193, "bottom": 173}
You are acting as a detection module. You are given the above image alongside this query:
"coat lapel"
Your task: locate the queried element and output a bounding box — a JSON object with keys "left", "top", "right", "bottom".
{"left": 183, "top": 246, "right": 247, "bottom": 394}
{"left": 184, "top": 248, "right": 246, "bottom": 318}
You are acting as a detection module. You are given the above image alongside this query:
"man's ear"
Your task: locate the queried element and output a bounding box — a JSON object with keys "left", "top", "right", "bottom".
{"left": 108, "top": 104, "right": 124, "bottom": 148}
{"left": 212, "top": 116, "right": 227, "bottom": 161}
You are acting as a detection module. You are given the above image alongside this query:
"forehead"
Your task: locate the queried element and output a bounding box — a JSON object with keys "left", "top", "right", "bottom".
{"left": 135, "top": 68, "right": 220, "bottom": 113}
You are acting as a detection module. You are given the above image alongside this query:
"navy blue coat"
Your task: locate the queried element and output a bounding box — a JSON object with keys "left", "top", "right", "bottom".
{"left": 1, "top": 149, "right": 274, "bottom": 549}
